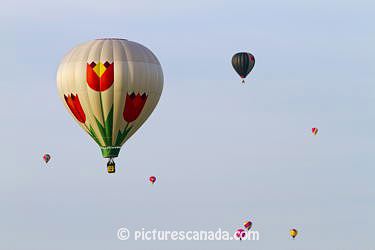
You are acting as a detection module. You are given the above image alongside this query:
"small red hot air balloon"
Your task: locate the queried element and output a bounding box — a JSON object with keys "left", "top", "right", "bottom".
{"left": 236, "top": 228, "right": 246, "bottom": 240}
{"left": 312, "top": 127, "right": 318, "bottom": 135}
{"left": 43, "top": 154, "right": 51, "bottom": 164}
{"left": 149, "top": 176, "right": 156, "bottom": 184}
{"left": 243, "top": 220, "right": 252, "bottom": 230}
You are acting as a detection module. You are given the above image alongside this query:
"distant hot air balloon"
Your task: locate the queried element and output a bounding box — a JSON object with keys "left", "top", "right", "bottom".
{"left": 290, "top": 229, "right": 298, "bottom": 239}
{"left": 231, "top": 52, "right": 255, "bottom": 83}
{"left": 57, "top": 38, "right": 163, "bottom": 173}
{"left": 243, "top": 220, "right": 252, "bottom": 230}
{"left": 149, "top": 176, "right": 156, "bottom": 184}
{"left": 43, "top": 154, "right": 51, "bottom": 164}
{"left": 312, "top": 127, "right": 318, "bottom": 135}
{"left": 236, "top": 228, "right": 246, "bottom": 241}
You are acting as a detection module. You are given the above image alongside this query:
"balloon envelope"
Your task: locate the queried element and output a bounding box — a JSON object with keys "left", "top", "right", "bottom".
{"left": 312, "top": 127, "right": 318, "bottom": 135}
{"left": 236, "top": 228, "right": 246, "bottom": 240}
{"left": 243, "top": 221, "right": 252, "bottom": 230}
{"left": 57, "top": 39, "right": 163, "bottom": 159}
{"left": 231, "top": 52, "right": 255, "bottom": 80}
{"left": 290, "top": 229, "right": 298, "bottom": 238}
{"left": 149, "top": 176, "right": 156, "bottom": 184}
{"left": 43, "top": 154, "right": 51, "bottom": 163}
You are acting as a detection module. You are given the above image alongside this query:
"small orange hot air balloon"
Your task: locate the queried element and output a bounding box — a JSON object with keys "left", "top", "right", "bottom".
{"left": 312, "top": 127, "right": 318, "bottom": 135}
{"left": 290, "top": 228, "right": 298, "bottom": 239}
{"left": 149, "top": 176, "right": 156, "bottom": 184}
{"left": 243, "top": 220, "right": 252, "bottom": 230}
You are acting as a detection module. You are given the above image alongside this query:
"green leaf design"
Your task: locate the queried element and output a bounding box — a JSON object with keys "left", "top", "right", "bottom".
{"left": 105, "top": 106, "right": 113, "bottom": 143}
{"left": 115, "top": 123, "right": 132, "bottom": 146}
{"left": 88, "top": 125, "right": 102, "bottom": 146}
{"left": 86, "top": 106, "right": 131, "bottom": 148}
{"left": 94, "top": 106, "right": 114, "bottom": 146}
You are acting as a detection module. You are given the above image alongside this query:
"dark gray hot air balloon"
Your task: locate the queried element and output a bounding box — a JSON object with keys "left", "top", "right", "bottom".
{"left": 231, "top": 52, "right": 255, "bottom": 83}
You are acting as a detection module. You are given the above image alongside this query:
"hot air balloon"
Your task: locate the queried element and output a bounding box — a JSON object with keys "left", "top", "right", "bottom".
{"left": 43, "top": 154, "right": 51, "bottom": 164}
{"left": 290, "top": 229, "right": 298, "bottom": 239}
{"left": 312, "top": 127, "right": 318, "bottom": 135}
{"left": 57, "top": 38, "right": 163, "bottom": 173}
{"left": 231, "top": 52, "right": 255, "bottom": 83}
{"left": 149, "top": 176, "right": 156, "bottom": 184}
{"left": 243, "top": 220, "right": 252, "bottom": 230}
{"left": 236, "top": 228, "right": 246, "bottom": 241}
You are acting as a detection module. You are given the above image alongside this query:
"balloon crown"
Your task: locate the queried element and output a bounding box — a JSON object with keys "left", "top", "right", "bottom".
{"left": 96, "top": 38, "right": 128, "bottom": 41}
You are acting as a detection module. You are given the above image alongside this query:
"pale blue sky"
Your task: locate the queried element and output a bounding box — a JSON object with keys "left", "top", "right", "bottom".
{"left": 0, "top": 0, "right": 374, "bottom": 249}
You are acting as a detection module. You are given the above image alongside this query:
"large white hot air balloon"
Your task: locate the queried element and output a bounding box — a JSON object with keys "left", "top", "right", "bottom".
{"left": 57, "top": 38, "right": 163, "bottom": 173}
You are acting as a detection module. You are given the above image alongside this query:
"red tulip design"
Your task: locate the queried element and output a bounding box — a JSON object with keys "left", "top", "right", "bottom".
{"left": 64, "top": 94, "right": 86, "bottom": 123}
{"left": 123, "top": 93, "right": 148, "bottom": 123}
{"left": 86, "top": 61, "right": 114, "bottom": 91}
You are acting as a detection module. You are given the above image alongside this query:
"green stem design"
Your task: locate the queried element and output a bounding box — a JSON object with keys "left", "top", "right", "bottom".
{"left": 115, "top": 123, "right": 132, "bottom": 146}
{"left": 82, "top": 105, "right": 132, "bottom": 158}
{"left": 94, "top": 106, "right": 114, "bottom": 145}
{"left": 86, "top": 124, "right": 102, "bottom": 147}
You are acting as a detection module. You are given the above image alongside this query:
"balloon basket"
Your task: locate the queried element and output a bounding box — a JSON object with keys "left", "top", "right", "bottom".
{"left": 107, "top": 165, "right": 115, "bottom": 173}
{"left": 107, "top": 159, "right": 116, "bottom": 174}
